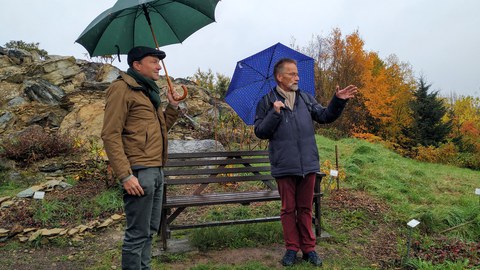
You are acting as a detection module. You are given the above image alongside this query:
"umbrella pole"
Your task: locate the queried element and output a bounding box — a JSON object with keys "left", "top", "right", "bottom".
{"left": 144, "top": 5, "right": 187, "bottom": 101}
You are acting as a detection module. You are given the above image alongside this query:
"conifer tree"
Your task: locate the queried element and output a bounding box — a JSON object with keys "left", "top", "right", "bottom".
{"left": 408, "top": 77, "right": 452, "bottom": 147}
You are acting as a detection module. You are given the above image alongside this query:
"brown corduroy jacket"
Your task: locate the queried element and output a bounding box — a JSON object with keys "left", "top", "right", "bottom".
{"left": 101, "top": 72, "right": 179, "bottom": 181}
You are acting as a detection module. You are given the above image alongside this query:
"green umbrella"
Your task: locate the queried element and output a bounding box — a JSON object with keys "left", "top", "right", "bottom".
{"left": 75, "top": 0, "right": 220, "bottom": 100}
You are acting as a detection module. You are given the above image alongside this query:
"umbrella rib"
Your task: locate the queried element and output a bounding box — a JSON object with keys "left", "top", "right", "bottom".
{"left": 147, "top": 2, "right": 182, "bottom": 43}
{"left": 132, "top": 6, "right": 143, "bottom": 48}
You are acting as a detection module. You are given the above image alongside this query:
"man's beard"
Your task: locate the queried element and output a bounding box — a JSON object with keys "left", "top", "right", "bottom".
{"left": 289, "top": 83, "right": 298, "bottom": 91}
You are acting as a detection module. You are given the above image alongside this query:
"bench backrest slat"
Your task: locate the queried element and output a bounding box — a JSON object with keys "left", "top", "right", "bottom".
{"left": 165, "top": 157, "right": 270, "bottom": 167}
{"left": 165, "top": 174, "right": 274, "bottom": 185}
{"left": 167, "top": 150, "right": 269, "bottom": 159}
{"left": 164, "top": 166, "right": 271, "bottom": 177}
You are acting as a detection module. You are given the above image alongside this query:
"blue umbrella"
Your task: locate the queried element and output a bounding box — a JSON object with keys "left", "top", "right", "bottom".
{"left": 225, "top": 42, "right": 315, "bottom": 125}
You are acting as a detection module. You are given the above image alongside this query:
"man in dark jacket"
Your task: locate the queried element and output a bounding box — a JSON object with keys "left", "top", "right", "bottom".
{"left": 254, "top": 58, "right": 357, "bottom": 267}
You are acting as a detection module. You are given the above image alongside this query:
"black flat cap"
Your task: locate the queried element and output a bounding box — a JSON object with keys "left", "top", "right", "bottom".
{"left": 127, "top": 46, "right": 166, "bottom": 66}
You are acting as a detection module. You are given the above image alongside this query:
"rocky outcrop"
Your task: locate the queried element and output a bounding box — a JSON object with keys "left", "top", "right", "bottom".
{"left": 0, "top": 48, "right": 233, "bottom": 143}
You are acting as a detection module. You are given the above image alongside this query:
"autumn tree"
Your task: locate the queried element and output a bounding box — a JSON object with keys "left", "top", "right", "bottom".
{"left": 300, "top": 29, "right": 371, "bottom": 136}
{"left": 447, "top": 95, "right": 480, "bottom": 152}
{"left": 362, "top": 54, "right": 416, "bottom": 142}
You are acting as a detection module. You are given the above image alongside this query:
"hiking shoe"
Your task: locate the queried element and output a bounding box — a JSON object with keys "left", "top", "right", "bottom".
{"left": 281, "top": 249, "right": 297, "bottom": 266}
{"left": 303, "top": 251, "right": 323, "bottom": 267}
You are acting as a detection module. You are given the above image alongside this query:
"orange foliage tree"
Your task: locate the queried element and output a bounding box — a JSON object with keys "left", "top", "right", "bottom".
{"left": 298, "top": 28, "right": 415, "bottom": 142}
{"left": 447, "top": 95, "right": 480, "bottom": 152}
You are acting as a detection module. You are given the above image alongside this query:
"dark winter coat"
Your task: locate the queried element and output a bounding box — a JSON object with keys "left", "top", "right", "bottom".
{"left": 254, "top": 88, "right": 347, "bottom": 178}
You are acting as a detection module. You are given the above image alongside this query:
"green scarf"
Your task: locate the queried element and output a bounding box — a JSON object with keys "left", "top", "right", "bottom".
{"left": 127, "top": 68, "right": 161, "bottom": 109}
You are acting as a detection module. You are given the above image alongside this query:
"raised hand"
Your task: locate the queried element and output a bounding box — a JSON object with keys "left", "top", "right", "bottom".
{"left": 335, "top": 85, "right": 358, "bottom": 100}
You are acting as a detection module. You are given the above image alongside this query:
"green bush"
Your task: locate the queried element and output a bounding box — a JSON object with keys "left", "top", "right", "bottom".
{"left": 455, "top": 152, "right": 480, "bottom": 170}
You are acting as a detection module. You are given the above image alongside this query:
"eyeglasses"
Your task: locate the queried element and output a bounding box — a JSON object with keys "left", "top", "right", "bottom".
{"left": 283, "top": 72, "right": 299, "bottom": 77}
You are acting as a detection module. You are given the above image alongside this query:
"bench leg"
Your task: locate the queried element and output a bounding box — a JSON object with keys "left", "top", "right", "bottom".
{"left": 158, "top": 209, "right": 166, "bottom": 250}
{"left": 159, "top": 210, "right": 168, "bottom": 250}
{"left": 159, "top": 187, "right": 168, "bottom": 251}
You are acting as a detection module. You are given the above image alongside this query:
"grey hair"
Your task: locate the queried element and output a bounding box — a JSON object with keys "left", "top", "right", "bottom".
{"left": 273, "top": 58, "right": 297, "bottom": 83}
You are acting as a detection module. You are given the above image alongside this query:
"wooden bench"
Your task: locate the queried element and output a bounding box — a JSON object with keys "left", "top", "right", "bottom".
{"left": 159, "top": 150, "right": 325, "bottom": 250}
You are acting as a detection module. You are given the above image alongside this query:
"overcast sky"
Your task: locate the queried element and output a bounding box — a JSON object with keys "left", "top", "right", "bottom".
{"left": 1, "top": 0, "right": 479, "bottom": 97}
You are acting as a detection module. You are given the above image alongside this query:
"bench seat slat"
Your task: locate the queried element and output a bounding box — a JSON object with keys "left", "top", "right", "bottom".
{"left": 165, "top": 191, "right": 322, "bottom": 208}
{"left": 165, "top": 190, "right": 280, "bottom": 207}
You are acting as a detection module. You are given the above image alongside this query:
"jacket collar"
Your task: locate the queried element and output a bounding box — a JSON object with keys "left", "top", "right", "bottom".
{"left": 118, "top": 71, "right": 143, "bottom": 90}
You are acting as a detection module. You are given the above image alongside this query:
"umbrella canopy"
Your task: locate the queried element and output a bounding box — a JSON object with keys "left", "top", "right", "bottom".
{"left": 225, "top": 42, "right": 315, "bottom": 125}
{"left": 75, "top": 0, "right": 219, "bottom": 57}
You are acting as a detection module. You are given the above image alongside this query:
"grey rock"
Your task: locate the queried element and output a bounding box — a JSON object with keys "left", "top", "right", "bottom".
{"left": 27, "top": 111, "right": 61, "bottom": 127}
{"left": 168, "top": 139, "right": 224, "bottom": 154}
{"left": 95, "top": 64, "right": 120, "bottom": 83}
{"left": 23, "top": 79, "right": 65, "bottom": 104}
{"left": 17, "top": 188, "right": 36, "bottom": 198}
{"left": 3, "top": 48, "right": 33, "bottom": 65}
{"left": 0, "top": 112, "right": 13, "bottom": 125}
{"left": 81, "top": 81, "right": 110, "bottom": 91}
{"left": 7, "top": 96, "right": 26, "bottom": 107}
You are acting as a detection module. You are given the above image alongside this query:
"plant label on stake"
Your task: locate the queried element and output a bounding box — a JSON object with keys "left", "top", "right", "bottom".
{"left": 33, "top": 191, "right": 45, "bottom": 200}
{"left": 407, "top": 219, "right": 420, "bottom": 228}
{"left": 404, "top": 219, "right": 420, "bottom": 265}
{"left": 330, "top": 169, "right": 338, "bottom": 177}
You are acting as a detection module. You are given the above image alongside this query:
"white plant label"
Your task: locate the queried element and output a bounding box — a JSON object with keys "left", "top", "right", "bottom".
{"left": 330, "top": 169, "right": 338, "bottom": 177}
{"left": 33, "top": 191, "right": 45, "bottom": 200}
{"left": 407, "top": 219, "right": 420, "bottom": 228}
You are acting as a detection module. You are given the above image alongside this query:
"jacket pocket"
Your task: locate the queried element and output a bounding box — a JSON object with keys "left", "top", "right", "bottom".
{"left": 123, "top": 124, "right": 147, "bottom": 154}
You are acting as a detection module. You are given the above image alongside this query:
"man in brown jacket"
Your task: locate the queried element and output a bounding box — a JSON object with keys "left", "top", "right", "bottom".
{"left": 101, "top": 46, "right": 181, "bottom": 270}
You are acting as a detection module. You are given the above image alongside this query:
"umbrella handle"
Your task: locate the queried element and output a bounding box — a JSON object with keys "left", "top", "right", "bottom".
{"left": 166, "top": 77, "right": 188, "bottom": 101}
{"left": 162, "top": 60, "right": 188, "bottom": 101}
{"left": 144, "top": 4, "right": 187, "bottom": 101}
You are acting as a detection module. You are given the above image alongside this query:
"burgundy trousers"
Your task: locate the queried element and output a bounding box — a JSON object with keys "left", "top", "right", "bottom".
{"left": 276, "top": 173, "right": 316, "bottom": 253}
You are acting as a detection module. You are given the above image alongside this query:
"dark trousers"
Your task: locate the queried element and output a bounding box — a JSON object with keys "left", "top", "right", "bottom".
{"left": 276, "top": 173, "right": 316, "bottom": 253}
{"left": 122, "top": 167, "right": 164, "bottom": 270}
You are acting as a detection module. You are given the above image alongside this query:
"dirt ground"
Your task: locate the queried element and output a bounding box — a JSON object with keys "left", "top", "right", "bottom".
{"left": 0, "top": 189, "right": 403, "bottom": 270}
{"left": 0, "top": 224, "right": 292, "bottom": 270}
